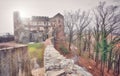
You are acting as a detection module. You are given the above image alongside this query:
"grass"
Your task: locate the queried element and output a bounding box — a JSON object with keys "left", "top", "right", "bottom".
{"left": 59, "top": 45, "right": 69, "bottom": 55}
{"left": 28, "top": 43, "right": 45, "bottom": 67}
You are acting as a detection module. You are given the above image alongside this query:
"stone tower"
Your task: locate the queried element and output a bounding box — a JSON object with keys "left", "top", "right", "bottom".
{"left": 13, "top": 11, "right": 21, "bottom": 42}
{"left": 52, "top": 13, "right": 65, "bottom": 50}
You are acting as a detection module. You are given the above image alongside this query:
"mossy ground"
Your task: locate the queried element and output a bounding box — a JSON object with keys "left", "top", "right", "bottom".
{"left": 28, "top": 43, "right": 45, "bottom": 67}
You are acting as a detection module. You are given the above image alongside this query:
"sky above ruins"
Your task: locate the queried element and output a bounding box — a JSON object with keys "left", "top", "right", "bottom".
{"left": 0, "top": 0, "right": 119, "bottom": 35}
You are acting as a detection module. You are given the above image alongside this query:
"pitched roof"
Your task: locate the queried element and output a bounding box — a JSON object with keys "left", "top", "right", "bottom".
{"left": 53, "top": 13, "right": 64, "bottom": 19}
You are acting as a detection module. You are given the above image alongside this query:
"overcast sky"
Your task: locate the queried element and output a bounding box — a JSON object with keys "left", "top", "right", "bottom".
{"left": 0, "top": 0, "right": 119, "bottom": 34}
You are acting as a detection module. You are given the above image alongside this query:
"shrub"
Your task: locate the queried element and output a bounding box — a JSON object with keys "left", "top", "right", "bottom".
{"left": 28, "top": 43, "right": 45, "bottom": 67}
{"left": 59, "top": 45, "right": 69, "bottom": 55}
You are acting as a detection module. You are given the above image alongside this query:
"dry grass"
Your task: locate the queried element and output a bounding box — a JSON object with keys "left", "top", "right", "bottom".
{"left": 28, "top": 43, "right": 45, "bottom": 67}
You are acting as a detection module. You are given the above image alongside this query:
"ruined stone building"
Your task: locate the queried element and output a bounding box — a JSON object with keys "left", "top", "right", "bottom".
{"left": 14, "top": 11, "right": 65, "bottom": 44}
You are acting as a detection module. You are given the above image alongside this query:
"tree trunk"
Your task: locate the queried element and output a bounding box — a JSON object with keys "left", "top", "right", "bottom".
{"left": 68, "top": 42, "right": 71, "bottom": 51}
{"left": 68, "top": 36, "right": 72, "bottom": 51}
{"left": 95, "top": 42, "right": 99, "bottom": 67}
{"left": 107, "top": 49, "right": 112, "bottom": 73}
{"left": 101, "top": 60, "right": 105, "bottom": 76}
{"left": 79, "top": 37, "right": 82, "bottom": 56}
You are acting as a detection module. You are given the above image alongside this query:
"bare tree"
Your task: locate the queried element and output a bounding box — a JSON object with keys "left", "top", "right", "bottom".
{"left": 86, "top": 28, "right": 92, "bottom": 58}
{"left": 75, "top": 11, "right": 91, "bottom": 56}
{"left": 64, "top": 10, "right": 91, "bottom": 53}
{"left": 93, "top": 2, "right": 120, "bottom": 76}
{"left": 64, "top": 11, "right": 79, "bottom": 51}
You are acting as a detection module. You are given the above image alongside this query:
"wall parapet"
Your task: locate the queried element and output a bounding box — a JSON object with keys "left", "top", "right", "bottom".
{"left": 0, "top": 43, "right": 31, "bottom": 76}
{"left": 44, "top": 44, "right": 93, "bottom": 76}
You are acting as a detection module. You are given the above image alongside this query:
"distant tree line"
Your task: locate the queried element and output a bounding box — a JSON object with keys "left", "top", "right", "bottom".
{"left": 0, "top": 33, "right": 14, "bottom": 43}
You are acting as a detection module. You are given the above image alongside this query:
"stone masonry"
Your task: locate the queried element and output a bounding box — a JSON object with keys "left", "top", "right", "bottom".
{"left": 44, "top": 44, "right": 93, "bottom": 76}
{"left": 14, "top": 12, "right": 65, "bottom": 44}
{"left": 0, "top": 43, "right": 31, "bottom": 76}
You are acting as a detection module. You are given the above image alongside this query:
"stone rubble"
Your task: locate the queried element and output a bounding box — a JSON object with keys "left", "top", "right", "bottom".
{"left": 44, "top": 45, "right": 93, "bottom": 76}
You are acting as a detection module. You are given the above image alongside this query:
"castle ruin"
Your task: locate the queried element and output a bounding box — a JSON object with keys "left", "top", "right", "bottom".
{"left": 13, "top": 12, "right": 65, "bottom": 45}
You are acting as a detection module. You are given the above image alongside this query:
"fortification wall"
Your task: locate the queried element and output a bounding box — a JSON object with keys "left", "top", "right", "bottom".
{"left": 0, "top": 44, "right": 31, "bottom": 76}
{"left": 44, "top": 44, "right": 92, "bottom": 76}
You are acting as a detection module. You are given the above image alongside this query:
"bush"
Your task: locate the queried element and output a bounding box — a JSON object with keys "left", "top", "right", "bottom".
{"left": 28, "top": 43, "right": 45, "bottom": 67}
{"left": 59, "top": 45, "right": 69, "bottom": 55}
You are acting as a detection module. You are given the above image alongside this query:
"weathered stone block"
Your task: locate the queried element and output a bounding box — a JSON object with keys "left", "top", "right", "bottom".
{"left": 0, "top": 43, "right": 31, "bottom": 76}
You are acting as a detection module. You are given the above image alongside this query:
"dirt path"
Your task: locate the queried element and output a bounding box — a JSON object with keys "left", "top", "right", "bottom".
{"left": 31, "top": 38, "right": 53, "bottom": 76}
{"left": 44, "top": 37, "right": 53, "bottom": 46}
{"left": 31, "top": 58, "right": 44, "bottom": 76}
{"left": 31, "top": 68, "right": 44, "bottom": 76}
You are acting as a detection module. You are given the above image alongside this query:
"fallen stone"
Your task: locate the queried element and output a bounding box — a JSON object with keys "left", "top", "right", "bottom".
{"left": 45, "top": 70, "right": 65, "bottom": 76}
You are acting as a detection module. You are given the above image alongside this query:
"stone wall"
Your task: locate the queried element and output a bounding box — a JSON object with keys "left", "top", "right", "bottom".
{"left": 0, "top": 43, "right": 31, "bottom": 76}
{"left": 44, "top": 44, "right": 93, "bottom": 76}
